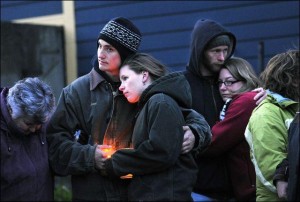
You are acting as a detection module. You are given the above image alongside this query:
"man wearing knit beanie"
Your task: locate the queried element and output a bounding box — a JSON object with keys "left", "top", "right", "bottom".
{"left": 98, "top": 17, "right": 141, "bottom": 64}
{"left": 46, "top": 17, "right": 143, "bottom": 201}
{"left": 91, "top": 17, "right": 142, "bottom": 90}
{"left": 205, "top": 35, "right": 231, "bottom": 51}
{"left": 47, "top": 16, "right": 205, "bottom": 201}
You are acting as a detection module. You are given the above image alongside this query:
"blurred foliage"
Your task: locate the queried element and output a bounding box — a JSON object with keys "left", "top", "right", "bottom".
{"left": 54, "top": 184, "right": 72, "bottom": 201}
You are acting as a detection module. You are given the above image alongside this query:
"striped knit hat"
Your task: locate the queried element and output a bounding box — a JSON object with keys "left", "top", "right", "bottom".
{"left": 98, "top": 17, "right": 142, "bottom": 63}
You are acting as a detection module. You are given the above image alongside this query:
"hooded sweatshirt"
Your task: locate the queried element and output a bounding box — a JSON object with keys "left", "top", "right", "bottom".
{"left": 104, "top": 72, "right": 198, "bottom": 201}
{"left": 184, "top": 19, "right": 236, "bottom": 127}
{"left": 183, "top": 19, "right": 237, "bottom": 200}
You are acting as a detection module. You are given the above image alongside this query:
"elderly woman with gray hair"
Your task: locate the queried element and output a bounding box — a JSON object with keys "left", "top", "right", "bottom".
{"left": 1, "top": 77, "right": 56, "bottom": 201}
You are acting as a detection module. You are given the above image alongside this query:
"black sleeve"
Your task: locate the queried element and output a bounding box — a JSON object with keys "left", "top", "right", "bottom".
{"left": 181, "top": 107, "right": 212, "bottom": 154}
{"left": 273, "top": 157, "right": 289, "bottom": 186}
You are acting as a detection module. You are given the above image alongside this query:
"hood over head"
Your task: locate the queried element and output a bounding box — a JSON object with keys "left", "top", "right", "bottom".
{"left": 139, "top": 72, "right": 192, "bottom": 109}
{"left": 187, "top": 19, "right": 236, "bottom": 77}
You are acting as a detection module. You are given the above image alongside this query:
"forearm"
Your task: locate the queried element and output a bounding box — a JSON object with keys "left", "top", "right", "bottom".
{"left": 273, "top": 158, "right": 289, "bottom": 185}
{"left": 47, "top": 132, "right": 97, "bottom": 175}
{"left": 182, "top": 108, "right": 211, "bottom": 152}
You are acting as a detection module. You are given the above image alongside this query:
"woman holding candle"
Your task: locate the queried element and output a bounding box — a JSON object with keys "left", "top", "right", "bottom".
{"left": 99, "top": 53, "right": 206, "bottom": 201}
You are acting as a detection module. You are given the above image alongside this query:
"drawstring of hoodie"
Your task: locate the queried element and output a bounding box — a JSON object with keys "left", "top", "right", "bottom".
{"left": 5, "top": 131, "right": 45, "bottom": 152}
{"left": 37, "top": 127, "right": 46, "bottom": 145}
{"left": 5, "top": 131, "right": 11, "bottom": 152}
{"left": 38, "top": 126, "right": 47, "bottom": 145}
{"left": 39, "top": 133, "right": 45, "bottom": 145}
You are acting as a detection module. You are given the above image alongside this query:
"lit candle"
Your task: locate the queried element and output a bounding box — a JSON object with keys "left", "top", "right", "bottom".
{"left": 100, "top": 145, "right": 133, "bottom": 179}
{"left": 100, "top": 145, "right": 115, "bottom": 158}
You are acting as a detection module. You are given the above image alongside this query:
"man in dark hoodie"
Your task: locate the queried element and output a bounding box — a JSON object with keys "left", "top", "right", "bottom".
{"left": 183, "top": 19, "right": 265, "bottom": 201}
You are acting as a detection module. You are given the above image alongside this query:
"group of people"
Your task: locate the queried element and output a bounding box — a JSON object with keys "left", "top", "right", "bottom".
{"left": 1, "top": 16, "right": 299, "bottom": 202}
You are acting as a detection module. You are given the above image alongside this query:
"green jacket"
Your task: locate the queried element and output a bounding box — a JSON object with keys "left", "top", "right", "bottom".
{"left": 245, "top": 92, "right": 298, "bottom": 201}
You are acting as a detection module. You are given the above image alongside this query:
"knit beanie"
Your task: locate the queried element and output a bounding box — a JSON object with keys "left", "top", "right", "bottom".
{"left": 206, "top": 35, "right": 231, "bottom": 50}
{"left": 98, "top": 17, "right": 142, "bottom": 63}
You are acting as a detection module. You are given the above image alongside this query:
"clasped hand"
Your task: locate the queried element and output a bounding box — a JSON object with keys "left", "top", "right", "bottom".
{"left": 182, "top": 126, "right": 195, "bottom": 154}
{"left": 95, "top": 127, "right": 195, "bottom": 170}
{"left": 94, "top": 145, "right": 112, "bottom": 170}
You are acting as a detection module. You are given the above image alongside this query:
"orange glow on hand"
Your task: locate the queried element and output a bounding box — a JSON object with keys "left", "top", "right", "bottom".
{"left": 100, "top": 145, "right": 115, "bottom": 158}
{"left": 120, "top": 174, "right": 133, "bottom": 179}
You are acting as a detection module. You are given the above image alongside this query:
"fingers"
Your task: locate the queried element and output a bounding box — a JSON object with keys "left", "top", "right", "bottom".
{"left": 254, "top": 91, "right": 266, "bottom": 105}
{"left": 181, "top": 126, "right": 195, "bottom": 154}
{"left": 252, "top": 87, "right": 263, "bottom": 92}
{"left": 181, "top": 145, "right": 192, "bottom": 154}
{"left": 94, "top": 145, "right": 110, "bottom": 169}
{"left": 181, "top": 145, "right": 189, "bottom": 154}
{"left": 181, "top": 139, "right": 192, "bottom": 154}
{"left": 252, "top": 87, "right": 267, "bottom": 105}
{"left": 253, "top": 89, "right": 264, "bottom": 98}
{"left": 182, "top": 126, "right": 190, "bottom": 131}
{"left": 255, "top": 97, "right": 263, "bottom": 105}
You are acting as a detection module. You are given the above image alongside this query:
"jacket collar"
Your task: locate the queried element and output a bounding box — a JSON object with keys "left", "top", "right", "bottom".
{"left": 89, "top": 68, "right": 106, "bottom": 90}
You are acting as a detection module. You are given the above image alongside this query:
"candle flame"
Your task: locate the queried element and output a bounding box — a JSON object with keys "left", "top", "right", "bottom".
{"left": 100, "top": 145, "right": 115, "bottom": 158}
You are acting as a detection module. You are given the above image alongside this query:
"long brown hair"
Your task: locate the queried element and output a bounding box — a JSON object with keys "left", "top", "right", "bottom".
{"left": 260, "top": 50, "right": 299, "bottom": 101}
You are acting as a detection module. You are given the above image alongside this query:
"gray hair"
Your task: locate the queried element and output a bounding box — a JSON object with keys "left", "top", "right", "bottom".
{"left": 7, "top": 77, "right": 56, "bottom": 123}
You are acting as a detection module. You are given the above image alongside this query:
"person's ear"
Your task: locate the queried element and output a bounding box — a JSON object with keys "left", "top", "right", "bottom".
{"left": 142, "top": 71, "right": 149, "bottom": 83}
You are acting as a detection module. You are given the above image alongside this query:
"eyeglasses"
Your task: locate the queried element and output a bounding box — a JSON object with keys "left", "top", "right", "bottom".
{"left": 217, "top": 80, "right": 240, "bottom": 87}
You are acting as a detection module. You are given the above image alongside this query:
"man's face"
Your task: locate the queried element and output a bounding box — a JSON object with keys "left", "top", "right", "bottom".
{"left": 203, "top": 45, "right": 229, "bottom": 76}
{"left": 97, "top": 39, "right": 121, "bottom": 78}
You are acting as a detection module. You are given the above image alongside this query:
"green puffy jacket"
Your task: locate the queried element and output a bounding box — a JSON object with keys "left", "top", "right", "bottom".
{"left": 245, "top": 92, "right": 298, "bottom": 201}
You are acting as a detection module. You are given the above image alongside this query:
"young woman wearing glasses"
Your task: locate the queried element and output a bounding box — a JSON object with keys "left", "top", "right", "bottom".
{"left": 199, "top": 57, "right": 261, "bottom": 201}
